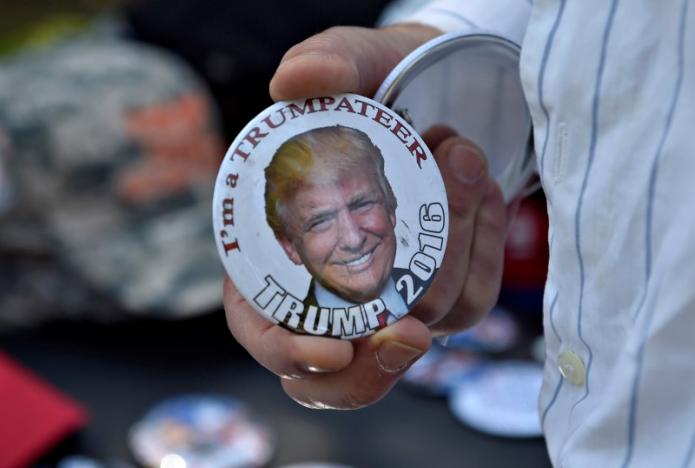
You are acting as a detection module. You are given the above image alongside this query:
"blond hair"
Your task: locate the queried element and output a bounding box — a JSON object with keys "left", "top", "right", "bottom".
{"left": 265, "top": 125, "right": 397, "bottom": 238}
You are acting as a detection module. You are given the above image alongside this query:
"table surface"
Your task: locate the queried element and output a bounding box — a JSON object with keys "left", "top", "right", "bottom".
{"left": 1, "top": 312, "right": 552, "bottom": 468}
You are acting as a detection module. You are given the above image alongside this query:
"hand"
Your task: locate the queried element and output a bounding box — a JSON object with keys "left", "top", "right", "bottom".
{"left": 269, "top": 24, "right": 441, "bottom": 100}
{"left": 224, "top": 24, "right": 515, "bottom": 409}
{"left": 410, "top": 126, "right": 518, "bottom": 335}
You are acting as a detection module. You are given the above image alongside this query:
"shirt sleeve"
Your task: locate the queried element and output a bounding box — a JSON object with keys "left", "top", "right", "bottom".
{"left": 381, "top": 0, "right": 532, "bottom": 46}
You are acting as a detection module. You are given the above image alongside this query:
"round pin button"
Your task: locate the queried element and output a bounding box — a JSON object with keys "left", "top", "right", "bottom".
{"left": 213, "top": 93, "right": 448, "bottom": 339}
{"left": 448, "top": 361, "right": 543, "bottom": 438}
{"left": 129, "top": 395, "right": 275, "bottom": 468}
{"left": 374, "top": 32, "right": 537, "bottom": 202}
{"left": 403, "top": 346, "right": 484, "bottom": 396}
{"left": 441, "top": 305, "right": 520, "bottom": 354}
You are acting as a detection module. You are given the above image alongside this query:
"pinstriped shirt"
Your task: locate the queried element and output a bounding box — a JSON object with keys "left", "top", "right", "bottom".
{"left": 397, "top": 0, "right": 695, "bottom": 466}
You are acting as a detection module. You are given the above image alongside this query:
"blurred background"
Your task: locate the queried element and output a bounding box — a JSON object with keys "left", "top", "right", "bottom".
{"left": 0, "top": 1, "right": 552, "bottom": 467}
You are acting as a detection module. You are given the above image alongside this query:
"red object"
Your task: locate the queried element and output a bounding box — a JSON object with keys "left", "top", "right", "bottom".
{"left": 0, "top": 351, "right": 88, "bottom": 468}
{"left": 502, "top": 195, "right": 550, "bottom": 290}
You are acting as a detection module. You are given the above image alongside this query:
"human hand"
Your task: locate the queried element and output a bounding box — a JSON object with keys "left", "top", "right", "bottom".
{"left": 224, "top": 24, "right": 515, "bottom": 409}
{"left": 269, "top": 24, "right": 441, "bottom": 100}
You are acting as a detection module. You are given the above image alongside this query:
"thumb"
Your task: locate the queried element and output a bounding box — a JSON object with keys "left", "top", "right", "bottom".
{"left": 281, "top": 315, "right": 431, "bottom": 409}
{"left": 269, "top": 24, "right": 440, "bottom": 101}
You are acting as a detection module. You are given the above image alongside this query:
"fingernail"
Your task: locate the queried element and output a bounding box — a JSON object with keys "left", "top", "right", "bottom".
{"left": 448, "top": 144, "right": 486, "bottom": 184}
{"left": 298, "top": 363, "right": 332, "bottom": 374}
{"left": 280, "top": 373, "right": 305, "bottom": 380}
{"left": 376, "top": 341, "right": 424, "bottom": 373}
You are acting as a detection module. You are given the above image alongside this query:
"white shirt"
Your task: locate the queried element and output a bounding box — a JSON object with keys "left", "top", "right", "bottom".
{"left": 394, "top": 1, "right": 695, "bottom": 466}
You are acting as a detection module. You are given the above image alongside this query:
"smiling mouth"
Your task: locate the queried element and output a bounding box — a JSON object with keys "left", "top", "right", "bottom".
{"left": 339, "top": 246, "right": 377, "bottom": 269}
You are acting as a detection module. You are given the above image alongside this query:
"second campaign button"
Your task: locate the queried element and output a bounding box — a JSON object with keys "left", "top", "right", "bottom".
{"left": 213, "top": 93, "right": 448, "bottom": 339}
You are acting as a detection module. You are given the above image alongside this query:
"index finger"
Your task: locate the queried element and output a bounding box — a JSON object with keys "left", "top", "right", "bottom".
{"left": 224, "top": 275, "right": 354, "bottom": 378}
{"left": 269, "top": 24, "right": 440, "bottom": 101}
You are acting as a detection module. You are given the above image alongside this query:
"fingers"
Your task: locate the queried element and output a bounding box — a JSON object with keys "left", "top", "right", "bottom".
{"left": 225, "top": 276, "right": 431, "bottom": 410}
{"left": 281, "top": 316, "right": 431, "bottom": 409}
{"left": 409, "top": 136, "right": 492, "bottom": 325}
{"left": 431, "top": 180, "right": 508, "bottom": 334}
{"left": 224, "top": 276, "right": 353, "bottom": 378}
{"left": 419, "top": 124, "right": 458, "bottom": 150}
{"left": 269, "top": 24, "right": 440, "bottom": 101}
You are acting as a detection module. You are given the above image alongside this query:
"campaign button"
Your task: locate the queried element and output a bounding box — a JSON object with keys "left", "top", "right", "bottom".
{"left": 129, "top": 394, "right": 274, "bottom": 468}
{"left": 213, "top": 94, "right": 448, "bottom": 339}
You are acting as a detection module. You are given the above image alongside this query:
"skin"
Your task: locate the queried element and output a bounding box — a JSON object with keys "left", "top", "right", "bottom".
{"left": 278, "top": 165, "right": 397, "bottom": 303}
{"left": 224, "top": 24, "right": 518, "bottom": 409}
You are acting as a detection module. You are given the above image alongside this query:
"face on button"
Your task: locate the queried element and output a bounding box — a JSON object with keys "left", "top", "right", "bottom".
{"left": 558, "top": 350, "right": 585, "bottom": 386}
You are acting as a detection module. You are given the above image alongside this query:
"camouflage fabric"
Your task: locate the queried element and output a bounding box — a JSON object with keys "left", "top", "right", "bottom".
{"left": 0, "top": 34, "right": 225, "bottom": 327}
